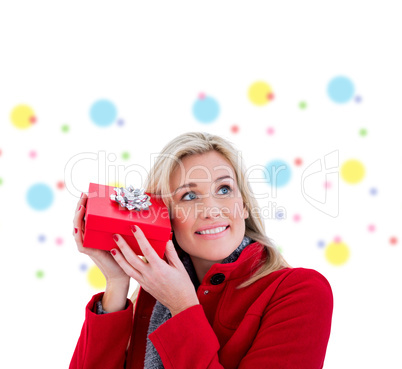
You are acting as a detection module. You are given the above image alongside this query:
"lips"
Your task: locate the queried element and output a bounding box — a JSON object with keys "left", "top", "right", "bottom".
{"left": 195, "top": 224, "right": 229, "bottom": 235}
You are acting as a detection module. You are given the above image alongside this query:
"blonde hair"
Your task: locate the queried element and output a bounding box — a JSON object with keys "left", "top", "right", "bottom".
{"left": 130, "top": 131, "right": 292, "bottom": 305}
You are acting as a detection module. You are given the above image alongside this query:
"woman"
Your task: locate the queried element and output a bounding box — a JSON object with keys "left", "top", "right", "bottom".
{"left": 70, "top": 132, "right": 333, "bottom": 369}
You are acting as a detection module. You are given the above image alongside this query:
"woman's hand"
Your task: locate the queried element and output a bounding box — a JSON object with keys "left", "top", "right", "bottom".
{"left": 110, "top": 225, "right": 200, "bottom": 316}
{"left": 72, "top": 193, "right": 130, "bottom": 285}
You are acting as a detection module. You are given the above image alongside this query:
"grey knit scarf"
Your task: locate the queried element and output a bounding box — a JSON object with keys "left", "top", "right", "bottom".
{"left": 144, "top": 235, "right": 254, "bottom": 369}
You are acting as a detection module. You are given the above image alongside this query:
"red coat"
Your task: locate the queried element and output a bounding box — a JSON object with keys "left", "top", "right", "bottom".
{"left": 70, "top": 242, "right": 333, "bottom": 368}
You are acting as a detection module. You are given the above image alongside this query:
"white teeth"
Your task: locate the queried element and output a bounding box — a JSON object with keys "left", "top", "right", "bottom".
{"left": 197, "top": 226, "right": 227, "bottom": 235}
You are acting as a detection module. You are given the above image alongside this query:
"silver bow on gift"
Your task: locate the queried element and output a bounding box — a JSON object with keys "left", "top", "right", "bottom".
{"left": 110, "top": 185, "right": 152, "bottom": 211}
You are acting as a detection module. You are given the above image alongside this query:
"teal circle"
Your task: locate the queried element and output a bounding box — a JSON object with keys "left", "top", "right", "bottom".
{"left": 90, "top": 99, "right": 118, "bottom": 127}
{"left": 265, "top": 159, "right": 292, "bottom": 187}
{"left": 27, "top": 183, "right": 54, "bottom": 210}
{"left": 327, "top": 76, "right": 355, "bottom": 103}
{"left": 192, "top": 96, "right": 220, "bottom": 123}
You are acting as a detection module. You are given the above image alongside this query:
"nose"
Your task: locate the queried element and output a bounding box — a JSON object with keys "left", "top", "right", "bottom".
{"left": 197, "top": 196, "right": 228, "bottom": 219}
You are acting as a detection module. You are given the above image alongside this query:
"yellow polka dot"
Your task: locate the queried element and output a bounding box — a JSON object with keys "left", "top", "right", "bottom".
{"left": 10, "top": 104, "right": 36, "bottom": 129}
{"left": 248, "top": 81, "right": 273, "bottom": 106}
{"left": 341, "top": 159, "right": 365, "bottom": 184}
{"left": 325, "top": 241, "right": 350, "bottom": 265}
{"left": 87, "top": 265, "right": 106, "bottom": 289}
{"left": 108, "top": 182, "right": 125, "bottom": 188}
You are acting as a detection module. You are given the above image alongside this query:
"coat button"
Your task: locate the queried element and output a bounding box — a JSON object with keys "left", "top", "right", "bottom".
{"left": 210, "top": 273, "right": 225, "bottom": 285}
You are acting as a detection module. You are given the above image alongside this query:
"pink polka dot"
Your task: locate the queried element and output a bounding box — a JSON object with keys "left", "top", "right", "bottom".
{"left": 231, "top": 125, "right": 239, "bottom": 134}
{"left": 266, "top": 127, "right": 275, "bottom": 135}
{"left": 267, "top": 92, "right": 275, "bottom": 101}
{"left": 30, "top": 116, "right": 37, "bottom": 124}
{"left": 368, "top": 224, "right": 376, "bottom": 232}
{"left": 57, "top": 181, "right": 65, "bottom": 190}
{"left": 29, "top": 150, "right": 37, "bottom": 159}
{"left": 198, "top": 93, "right": 206, "bottom": 99}
{"left": 324, "top": 181, "right": 331, "bottom": 189}
{"left": 334, "top": 235, "right": 342, "bottom": 243}
{"left": 390, "top": 236, "right": 398, "bottom": 245}
{"left": 55, "top": 237, "right": 64, "bottom": 246}
{"left": 293, "top": 214, "right": 301, "bottom": 222}
{"left": 294, "top": 158, "right": 303, "bottom": 166}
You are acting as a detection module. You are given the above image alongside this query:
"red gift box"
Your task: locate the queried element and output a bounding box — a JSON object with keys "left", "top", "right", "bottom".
{"left": 83, "top": 183, "right": 171, "bottom": 259}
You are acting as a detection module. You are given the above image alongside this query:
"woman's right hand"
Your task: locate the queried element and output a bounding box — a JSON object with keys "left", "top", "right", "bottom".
{"left": 72, "top": 193, "right": 130, "bottom": 285}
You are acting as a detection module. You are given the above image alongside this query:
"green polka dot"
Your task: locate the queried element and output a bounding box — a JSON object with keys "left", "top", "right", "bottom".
{"left": 299, "top": 101, "right": 307, "bottom": 109}
{"left": 61, "top": 124, "right": 70, "bottom": 133}
{"left": 122, "top": 151, "right": 130, "bottom": 160}
{"left": 359, "top": 128, "right": 367, "bottom": 137}
{"left": 36, "top": 270, "right": 44, "bottom": 278}
{"left": 0, "top": 178, "right": 3, "bottom": 186}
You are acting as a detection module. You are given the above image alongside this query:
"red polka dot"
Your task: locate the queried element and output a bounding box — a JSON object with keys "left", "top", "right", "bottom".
{"left": 389, "top": 236, "right": 398, "bottom": 245}
{"left": 198, "top": 93, "right": 206, "bottom": 100}
{"left": 267, "top": 92, "right": 275, "bottom": 101}
{"left": 266, "top": 127, "right": 275, "bottom": 135}
{"left": 30, "top": 116, "right": 37, "bottom": 124}
{"left": 334, "top": 236, "right": 342, "bottom": 243}
{"left": 0, "top": 149, "right": 2, "bottom": 156}
{"left": 294, "top": 158, "right": 303, "bottom": 166}
{"left": 231, "top": 125, "right": 239, "bottom": 134}
{"left": 57, "top": 181, "right": 65, "bottom": 190}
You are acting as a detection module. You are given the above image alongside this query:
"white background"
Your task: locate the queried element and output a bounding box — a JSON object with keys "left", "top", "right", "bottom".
{"left": 0, "top": 1, "right": 401, "bottom": 368}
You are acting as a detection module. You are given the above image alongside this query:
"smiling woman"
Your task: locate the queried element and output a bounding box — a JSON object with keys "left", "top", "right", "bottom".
{"left": 70, "top": 132, "right": 333, "bottom": 369}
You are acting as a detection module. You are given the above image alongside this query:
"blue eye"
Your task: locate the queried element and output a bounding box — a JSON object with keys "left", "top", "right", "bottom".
{"left": 181, "top": 191, "right": 197, "bottom": 201}
{"left": 218, "top": 185, "right": 231, "bottom": 195}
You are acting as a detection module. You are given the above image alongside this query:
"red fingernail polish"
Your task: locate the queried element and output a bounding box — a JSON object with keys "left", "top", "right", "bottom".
{"left": 78, "top": 205, "right": 82, "bottom": 211}
{"left": 110, "top": 249, "right": 117, "bottom": 256}
{"left": 113, "top": 234, "right": 119, "bottom": 242}
{"left": 131, "top": 225, "right": 136, "bottom": 233}
{"left": 74, "top": 228, "right": 78, "bottom": 234}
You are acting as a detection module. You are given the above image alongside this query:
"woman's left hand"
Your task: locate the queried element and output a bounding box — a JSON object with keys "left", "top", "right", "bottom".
{"left": 111, "top": 225, "right": 200, "bottom": 316}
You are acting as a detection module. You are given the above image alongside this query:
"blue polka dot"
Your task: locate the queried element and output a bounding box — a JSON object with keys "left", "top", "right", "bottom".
{"left": 265, "top": 159, "right": 292, "bottom": 187}
{"left": 327, "top": 76, "right": 355, "bottom": 103}
{"left": 275, "top": 210, "right": 285, "bottom": 220}
{"left": 90, "top": 99, "right": 118, "bottom": 127}
{"left": 370, "top": 187, "right": 378, "bottom": 196}
{"left": 38, "top": 234, "right": 46, "bottom": 242}
{"left": 27, "top": 183, "right": 54, "bottom": 211}
{"left": 317, "top": 240, "right": 325, "bottom": 248}
{"left": 192, "top": 96, "right": 220, "bottom": 123}
{"left": 79, "top": 263, "right": 88, "bottom": 272}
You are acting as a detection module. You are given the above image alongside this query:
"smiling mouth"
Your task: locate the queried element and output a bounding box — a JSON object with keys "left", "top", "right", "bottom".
{"left": 195, "top": 225, "right": 229, "bottom": 235}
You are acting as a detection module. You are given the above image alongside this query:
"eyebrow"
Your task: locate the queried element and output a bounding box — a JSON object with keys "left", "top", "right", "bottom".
{"left": 173, "top": 175, "right": 234, "bottom": 195}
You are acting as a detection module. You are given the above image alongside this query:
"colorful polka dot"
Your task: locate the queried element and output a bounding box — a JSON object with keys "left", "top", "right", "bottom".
{"left": 265, "top": 159, "right": 292, "bottom": 188}
{"left": 324, "top": 181, "right": 332, "bottom": 189}
{"left": 61, "top": 124, "right": 70, "bottom": 133}
{"left": 38, "top": 234, "right": 46, "bottom": 242}
{"left": 317, "top": 240, "right": 326, "bottom": 248}
{"left": 192, "top": 94, "right": 220, "bottom": 123}
{"left": 355, "top": 95, "right": 362, "bottom": 103}
{"left": 231, "top": 125, "right": 239, "bottom": 134}
{"left": 57, "top": 181, "right": 64, "bottom": 190}
{"left": 80, "top": 263, "right": 88, "bottom": 272}
{"left": 368, "top": 224, "right": 376, "bottom": 232}
{"left": 341, "top": 159, "right": 365, "bottom": 184}
{"left": 29, "top": 150, "right": 37, "bottom": 159}
{"left": 87, "top": 265, "right": 106, "bottom": 289}
{"left": 26, "top": 183, "right": 54, "bottom": 211}
{"left": 294, "top": 158, "right": 303, "bottom": 166}
{"left": 327, "top": 76, "right": 355, "bottom": 103}
{"left": 293, "top": 214, "right": 301, "bottom": 222}
{"left": 370, "top": 187, "right": 378, "bottom": 196}
{"left": 117, "top": 119, "right": 125, "bottom": 126}
{"left": 389, "top": 237, "right": 398, "bottom": 245}
{"left": 325, "top": 241, "right": 350, "bottom": 265}
{"left": 0, "top": 177, "right": 3, "bottom": 186}
{"left": 90, "top": 99, "right": 118, "bottom": 127}
{"left": 359, "top": 128, "right": 367, "bottom": 137}
{"left": 55, "top": 237, "right": 64, "bottom": 246}
{"left": 275, "top": 210, "right": 285, "bottom": 219}
{"left": 266, "top": 127, "right": 275, "bottom": 135}
{"left": 248, "top": 81, "right": 274, "bottom": 106}
{"left": 299, "top": 101, "right": 307, "bottom": 109}
{"left": 10, "top": 104, "right": 37, "bottom": 129}
{"left": 122, "top": 151, "right": 130, "bottom": 160}
{"left": 36, "top": 270, "right": 45, "bottom": 278}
